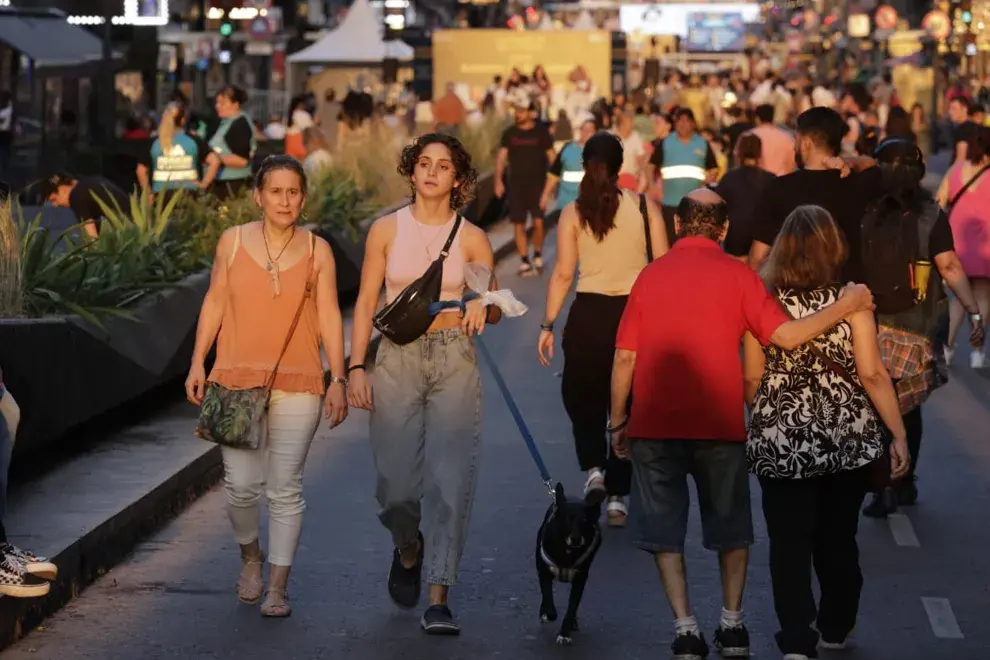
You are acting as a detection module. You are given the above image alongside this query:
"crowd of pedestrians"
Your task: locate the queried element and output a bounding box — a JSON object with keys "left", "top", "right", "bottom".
{"left": 5, "top": 51, "right": 990, "bottom": 660}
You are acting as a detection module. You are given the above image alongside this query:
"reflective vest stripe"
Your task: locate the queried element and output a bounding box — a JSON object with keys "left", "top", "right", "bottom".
{"left": 660, "top": 165, "right": 707, "bottom": 181}
{"left": 561, "top": 170, "right": 584, "bottom": 183}
{"left": 153, "top": 169, "right": 197, "bottom": 182}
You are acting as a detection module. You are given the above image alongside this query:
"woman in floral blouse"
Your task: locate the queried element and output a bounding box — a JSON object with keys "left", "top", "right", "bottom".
{"left": 741, "top": 205, "right": 908, "bottom": 660}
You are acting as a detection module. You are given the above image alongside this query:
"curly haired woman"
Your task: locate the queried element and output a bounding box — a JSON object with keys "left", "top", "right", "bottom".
{"left": 347, "top": 133, "right": 502, "bottom": 635}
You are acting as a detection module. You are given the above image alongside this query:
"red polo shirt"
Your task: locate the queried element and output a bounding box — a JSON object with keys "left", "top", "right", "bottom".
{"left": 615, "top": 237, "right": 788, "bottom": 441}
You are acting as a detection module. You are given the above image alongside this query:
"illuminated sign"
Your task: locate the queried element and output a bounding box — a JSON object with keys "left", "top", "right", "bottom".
{"left": 67, "top": 0, "right": 169, "bottom": 26}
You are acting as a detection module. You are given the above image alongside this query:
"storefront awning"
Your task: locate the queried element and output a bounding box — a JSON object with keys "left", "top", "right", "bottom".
{"left": 0, "top": 13, "right": 114, "bottom": 68}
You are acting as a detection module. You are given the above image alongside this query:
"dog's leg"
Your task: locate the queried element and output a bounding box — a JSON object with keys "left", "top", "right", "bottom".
{"left": 536, "top": 550, "right": 557, "bottom": 624}
{"left": 556, "top": 569, "right": 590, "bottom": 645}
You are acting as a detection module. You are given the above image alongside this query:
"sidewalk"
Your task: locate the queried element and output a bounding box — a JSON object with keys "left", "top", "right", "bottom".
{"left": 4, "top": 232, "right": 990, "bottom": 659}
{"left": 0, "top": 216, "right": 525, "bottom": 648}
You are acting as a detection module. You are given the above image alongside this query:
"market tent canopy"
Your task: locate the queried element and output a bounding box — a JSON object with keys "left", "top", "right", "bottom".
{"left": 286, "top": 0, "right": 413, "bottom": 64}
{"left": 0, "top": 12, "right": 116, "bottom": 68}
{"left": 571, "top": 10, "right": 596, "bottom": 30}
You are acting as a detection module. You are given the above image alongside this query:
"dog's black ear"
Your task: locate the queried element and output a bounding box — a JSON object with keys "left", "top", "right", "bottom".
{"left": 554, "top": 482, "right": 566, "bottom": 508}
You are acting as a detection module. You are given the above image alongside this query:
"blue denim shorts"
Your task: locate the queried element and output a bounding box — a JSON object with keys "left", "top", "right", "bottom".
{"left": 629, "top": 438, "right": 753, "bottom": 554}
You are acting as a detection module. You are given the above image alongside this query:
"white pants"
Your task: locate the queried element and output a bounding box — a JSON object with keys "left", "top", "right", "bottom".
{"left": 221, "top": 390, "right": 322, "bottom": 566}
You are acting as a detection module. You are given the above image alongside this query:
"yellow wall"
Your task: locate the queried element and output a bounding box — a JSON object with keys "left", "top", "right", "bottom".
{"left": 431, "top": 29, "right": 612, "bottom": 100}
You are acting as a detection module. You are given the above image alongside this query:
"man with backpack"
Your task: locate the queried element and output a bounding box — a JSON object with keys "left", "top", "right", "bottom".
{"left": 859, "top": 139, "right": 985, "bottom": 517}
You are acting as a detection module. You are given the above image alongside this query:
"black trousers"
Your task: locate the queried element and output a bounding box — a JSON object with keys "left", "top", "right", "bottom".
{"left": 661, "top": 205, "right": 678, "bottom": 246}
{"left": 903, "top": 406, "right": 923, "bottom": 480}
{"left": 561, "top": 293, "right": 631, "bottom": 496}
{"left": 759, "top": 466, "right": 870, "bottom": 657}
{"left": 0, "top": 517, "right": 6, "bottom": 544}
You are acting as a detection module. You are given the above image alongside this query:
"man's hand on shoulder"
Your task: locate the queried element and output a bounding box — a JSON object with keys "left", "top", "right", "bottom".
{"left": 838, "top": 282, "right": 875, "bottom": 315}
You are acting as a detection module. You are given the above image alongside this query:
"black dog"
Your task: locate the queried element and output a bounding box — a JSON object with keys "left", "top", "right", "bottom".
{"left": 536, "top": 482, "right": 602, "bottom": 645}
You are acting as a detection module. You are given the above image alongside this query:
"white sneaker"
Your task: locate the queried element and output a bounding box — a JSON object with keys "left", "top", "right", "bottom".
{"left": 518, "top": 259, "right": 533, "bottom": 275}
{"left": 971, "top": 350, "right": 986, "bottom": 369}
{"left": 583, "top": 469, "right": 606, "bottom": 505}
{"left": 533, "top": 255, "right": 544, "bottom": 269}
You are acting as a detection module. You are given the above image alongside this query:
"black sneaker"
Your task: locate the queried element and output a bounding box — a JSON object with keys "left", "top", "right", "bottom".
{"left": 672, "top": 631, "right": 710, "bottom": 659}
{"left": 714, "top": 624, "right": 750, "bottom": 657}
{"left": 895, "top": 478, "right": 918, "bottom": 506}
{"left": 387, "top": 531, "right": 423, "bottom": 609}
{"left": 421, "top": 604, "right": 461, "bottom": 635}
{"left": 862, "top": 487, "right": 897, "bottom": 518}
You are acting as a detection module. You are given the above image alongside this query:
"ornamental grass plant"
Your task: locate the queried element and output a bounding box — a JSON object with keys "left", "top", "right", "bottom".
{"left": 0, "top": 200, "right": 22, "bottom": 318}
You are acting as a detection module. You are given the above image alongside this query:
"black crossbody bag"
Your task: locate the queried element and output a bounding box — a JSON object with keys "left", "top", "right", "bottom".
{"left": 374, "top": 215, "right": 463, "bottom": 345}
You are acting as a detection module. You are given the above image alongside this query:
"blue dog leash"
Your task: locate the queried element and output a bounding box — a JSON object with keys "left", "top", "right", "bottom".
{"left": 430, "top": 295, "right": 555, "bottom": 499}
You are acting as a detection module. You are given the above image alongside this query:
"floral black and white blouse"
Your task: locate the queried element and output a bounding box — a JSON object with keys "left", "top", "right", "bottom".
{"left": 747, "top": 285, "right": 885, "bottom": 480}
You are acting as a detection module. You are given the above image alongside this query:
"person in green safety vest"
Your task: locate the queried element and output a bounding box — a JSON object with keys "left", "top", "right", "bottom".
{"left": 200, "top": 85, "right": 256, "bottom": 200}
{"left": 136, "top": 103, "right": 210, "bottom": 205}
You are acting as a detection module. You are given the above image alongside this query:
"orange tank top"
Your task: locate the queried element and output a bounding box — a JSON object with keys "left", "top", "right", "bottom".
{"left": 208, "top": 226, "right": 325, "bottom": 395}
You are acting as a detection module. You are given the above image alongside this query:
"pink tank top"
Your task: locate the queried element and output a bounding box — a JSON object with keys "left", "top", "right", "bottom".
{"left": 948, "top": 164, "right": 990, "bottom": 279}
{"left": 385, "top": 206, "right": 467, "bottom": 313}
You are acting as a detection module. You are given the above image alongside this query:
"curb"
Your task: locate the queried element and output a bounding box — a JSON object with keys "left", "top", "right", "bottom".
{"left": 0, "top": 216, "right": 524, "bottom": 650}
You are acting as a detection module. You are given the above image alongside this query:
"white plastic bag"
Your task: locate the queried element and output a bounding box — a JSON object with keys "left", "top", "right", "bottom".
{"left": 464, "top": 263, "right": 529, "bottom": 318}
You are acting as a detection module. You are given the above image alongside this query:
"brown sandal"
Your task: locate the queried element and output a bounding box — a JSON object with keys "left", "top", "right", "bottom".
{"left": 236, "top": 554, "right": 265, "bottom": 604}
{"left": 260, "top": 589, "right": 292, "bottom": 618}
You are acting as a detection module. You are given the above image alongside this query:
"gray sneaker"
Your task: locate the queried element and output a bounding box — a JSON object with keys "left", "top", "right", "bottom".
{"left": 421, "top": 604, "right": 460, "bottom": 635}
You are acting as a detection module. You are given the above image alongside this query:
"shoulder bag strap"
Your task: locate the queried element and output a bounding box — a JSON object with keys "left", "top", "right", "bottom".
{"left": 437, "top": 215, "right": 463, "bottom": 262}
{"left": 948, "top": 163, "right": 990, "bottom": 213}
{"left": 263, "top": 246, "right": 316, "bottom": 394}
{"left": 639, "top": 193, "right": 653, "bottom": 262}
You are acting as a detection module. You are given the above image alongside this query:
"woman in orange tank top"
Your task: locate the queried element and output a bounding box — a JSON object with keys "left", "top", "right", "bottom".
{"left": 184, "top": 155, "right": 348, "bottom": 618}
{"left": 347, "top": 133, "right": 501, "bottom": 634}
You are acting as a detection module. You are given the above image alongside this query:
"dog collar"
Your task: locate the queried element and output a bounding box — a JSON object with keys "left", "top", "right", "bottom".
{"left": 540, "top": 526, "right": 601, "bottom": 583}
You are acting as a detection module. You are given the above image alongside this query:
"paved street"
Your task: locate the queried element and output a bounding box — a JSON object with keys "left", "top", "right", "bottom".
{"left": 4, "top": 230, "right": 990, "bottom": 660}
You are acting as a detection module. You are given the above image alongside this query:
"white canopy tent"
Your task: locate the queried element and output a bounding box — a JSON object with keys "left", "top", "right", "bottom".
{"left": 571, "top": 10, "right": 597, "bottom": 30}
{"left": 286, "top": 0, "right": 413, "bottom": 93}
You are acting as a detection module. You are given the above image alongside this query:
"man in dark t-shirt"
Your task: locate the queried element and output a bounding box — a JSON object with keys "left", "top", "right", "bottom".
{"left": 42, "top": 173, "right": 131, "bottom": 239}
{"left": 748, "top": 108, "right": 879, "bottom": 282}
{"left": 495, "top": 97, "right": 555, "bottom": 275}
{"left": 949, "top": 97, "right": 982, "bottom": 165}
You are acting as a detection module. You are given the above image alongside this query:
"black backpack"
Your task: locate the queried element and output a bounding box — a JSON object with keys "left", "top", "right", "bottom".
{"left": 862, "top": 196, "right": 946, "bottom": 338}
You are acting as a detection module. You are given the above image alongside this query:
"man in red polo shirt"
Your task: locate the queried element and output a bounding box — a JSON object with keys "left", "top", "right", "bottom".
{"left": 608, "top": 188, "right": 875, "bottom": 660}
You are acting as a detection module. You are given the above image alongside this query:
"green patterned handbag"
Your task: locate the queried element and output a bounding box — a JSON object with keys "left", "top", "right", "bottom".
{"left": 195, "top": 264, "right": 314, "bottom": 450}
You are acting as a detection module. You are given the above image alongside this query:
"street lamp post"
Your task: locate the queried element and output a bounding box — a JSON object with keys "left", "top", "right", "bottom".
{"left": 101, "top": 0, "right": 115, "bottom": 143}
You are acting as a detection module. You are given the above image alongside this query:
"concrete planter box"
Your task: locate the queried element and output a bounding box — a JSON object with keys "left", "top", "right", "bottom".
{"left": 0, "top": 271, "right": 211, "bottom": 460}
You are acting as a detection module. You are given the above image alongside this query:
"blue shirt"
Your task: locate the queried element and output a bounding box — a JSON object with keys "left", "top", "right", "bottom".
{"left": 550, "top": 141, "right": 584, "bottom": 209}
{"left": 650, "top": 133, "right": 714, "bottom": 208}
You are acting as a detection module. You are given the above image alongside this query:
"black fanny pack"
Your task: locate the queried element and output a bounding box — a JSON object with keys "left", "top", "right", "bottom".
{"left": 373, "top": 214, "right": 463, "bottom": 345}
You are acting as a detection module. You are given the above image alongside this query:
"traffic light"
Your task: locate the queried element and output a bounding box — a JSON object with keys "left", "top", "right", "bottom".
{"left": 220, "top": 20, "right": 233, "bottom": 36}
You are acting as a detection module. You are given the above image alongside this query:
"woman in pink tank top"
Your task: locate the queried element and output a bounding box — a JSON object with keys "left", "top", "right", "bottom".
{"left": 184, "top": 156, "right": 348, "bottom": 617}
{"left": 347, "top": 134, "right": 501, "bottom": 634}
{"left": 938, "top": 126, "right": 990, "bottom": 368}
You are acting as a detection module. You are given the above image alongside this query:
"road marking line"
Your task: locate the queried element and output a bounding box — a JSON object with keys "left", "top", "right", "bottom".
{"left": 887, "top": 513, "right": 920, "bottom": 547}
{"left": 921, "top": 597, "right": 964, "bottom": 639}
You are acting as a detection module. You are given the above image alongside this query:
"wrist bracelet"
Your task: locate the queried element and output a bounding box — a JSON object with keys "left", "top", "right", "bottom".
{"left": 347, "top": 364, "right": 366, "bottom": 373}
{"left": 540, "top": 322, "right": 555, "bottom": 332}
{"left": 606, "top": 418, "right": 628, "bottom": 433}
{"left": 328, "top": 376, "right": 348, "bottom": 387}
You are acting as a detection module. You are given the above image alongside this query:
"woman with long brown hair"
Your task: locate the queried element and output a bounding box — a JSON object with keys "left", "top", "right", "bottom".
{"left": 538, "top": 132, "right": 668, "bottom": 525}
{"left": 742, "top": 205, "right": 908, "bottom": 659}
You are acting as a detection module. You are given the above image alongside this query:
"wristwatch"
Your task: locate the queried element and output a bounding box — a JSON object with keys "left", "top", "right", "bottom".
{"left": 540, "top": 321, "right": 555, "bottom": 332}
{"left": 328, "top": 376, "right": 348, "bottom": 387}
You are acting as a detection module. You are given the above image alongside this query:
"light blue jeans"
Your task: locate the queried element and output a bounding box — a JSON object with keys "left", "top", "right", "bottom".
{"left": 370, "top": 328, "right": 482, "bottom": 587}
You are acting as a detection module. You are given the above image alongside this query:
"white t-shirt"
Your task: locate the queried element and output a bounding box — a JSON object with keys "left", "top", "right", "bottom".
{"left": 616, "top": 130, "right": 646, "bottom": 176}
{"left": 291, "top": 109, "right": 314, "bottom": 130}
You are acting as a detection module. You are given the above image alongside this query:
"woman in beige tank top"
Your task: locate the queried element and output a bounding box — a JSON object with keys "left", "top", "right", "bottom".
{"left": 538, "top": 132, "right": 668, "bottom": 526}
{"left": 347, "top": 133, "right": 501, "bottom": 634}
{"left": 184, "top": 156, "right": 348, "bottom": 617}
